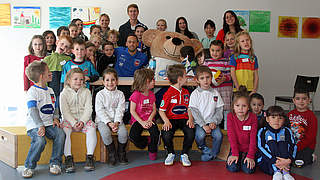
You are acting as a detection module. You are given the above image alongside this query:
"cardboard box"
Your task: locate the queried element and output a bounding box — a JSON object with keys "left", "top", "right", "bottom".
{"left": 0, "top": 126, "right": 101, "bottom": 168}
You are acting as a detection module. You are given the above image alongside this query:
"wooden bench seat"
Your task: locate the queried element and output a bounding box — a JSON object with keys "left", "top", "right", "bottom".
{"left": 100, "top": 124, "right": 230, "bottom": 162}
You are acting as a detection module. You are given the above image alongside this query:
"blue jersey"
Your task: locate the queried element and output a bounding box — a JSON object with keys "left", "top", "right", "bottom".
{"left": 61, "top": 59, "right": 99, "bottom": 88}
{"left": 257, "top": 125, "right": 297, "bottom": 164}
{"left": 114, "top": 47, "right": 148, "bottom": 77}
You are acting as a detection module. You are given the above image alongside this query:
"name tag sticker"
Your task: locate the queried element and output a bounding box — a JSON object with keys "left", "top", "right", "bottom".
{"left": 171, "top": 99, "right": 177, "bottom": 103}
{"left": 243, "top": 125, "right": 251, "bottom": 131}
{"left": 143, "top": 99, "right": 150, "bottom": 104}
{"left": 60, "top": 60, "right": 66, "bottom": 66}
{"left": 71, "top": 65, "right": 78, "bottom": 69}
{"left": 242, "top": 58, "right": 249, "bottom": 63}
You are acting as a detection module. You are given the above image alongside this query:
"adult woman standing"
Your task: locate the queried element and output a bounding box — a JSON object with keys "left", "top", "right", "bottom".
{"left": 175, "top": 17, "right": 198, "bottom": 39}
{"left": 99, "top": 13, "right": 111, "bottom": 42}
{"left": 216, "top": 10, "right": 242, "bottom": 43}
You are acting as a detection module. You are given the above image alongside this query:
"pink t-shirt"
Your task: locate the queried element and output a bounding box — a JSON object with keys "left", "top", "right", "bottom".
{"left": 129, "top": 90, "right": 156, "bottom": 124}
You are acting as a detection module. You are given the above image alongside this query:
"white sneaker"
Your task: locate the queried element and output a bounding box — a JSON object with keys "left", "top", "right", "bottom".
{"left": 49, "top": 164, "right": 61, "bottom": 175}
{"left": 312, "top": 153, "right": 317, "bottom": 162}
{"left": 180, "top": 154, "right": 191, "bottom": 167}
{"left": 283, "top": 173, "right": 295, "bottom": 180}
{"left": 272, "top": 171, "right": 283, "bottom": 180}
{"left": 164, "top": 153, "right": 175, "bottom": 166}
{"left": 22, "top": 168, "right": 33, "bottom": 178}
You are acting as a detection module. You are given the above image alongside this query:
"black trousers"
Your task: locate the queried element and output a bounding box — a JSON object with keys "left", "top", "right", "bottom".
{"left": 161, "top": 119, "right": 195, "bottom": 155}
{"left": 129, "top": 121, "right": 160, "bottom": 153}
{"left": 295, "top": 147, "right": 314, "bottom": 167}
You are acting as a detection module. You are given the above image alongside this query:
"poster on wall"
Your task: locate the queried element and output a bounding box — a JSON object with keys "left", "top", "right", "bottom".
{"left": 13, "top": 6, "right": 40, "bottom": 28}
{"left": 50, "top": 7, "right": 100, "bottom": 29}
{"left": 71, "top": 7, "right": 101, "bottom": 28}
{"left": 0, "top": 4, "right": 11, "bottom": 26}
{"left": 249, "top": 10, "right": 271, "bottom": 32}
{"left": 278, "top": 16, "right": 299, "bottom": 38}
{"left": 233, "top": 10, "right": 249, "bottom": 30}
{"left": 49, "top": 7, "right": 71, "bottom": 29}
{"left": 302, "top": 17, "right": 320, "bottom": 39}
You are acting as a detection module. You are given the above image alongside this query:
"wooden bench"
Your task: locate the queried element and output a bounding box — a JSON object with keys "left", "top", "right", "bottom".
{"left": 100, "top": 124, "right": 230, "bottom": 162}
{"left": 0, "top": 125, "right": 230, "bottom": 168}
{"left": 0, "top": 126, "right": 101, "bottom": 168}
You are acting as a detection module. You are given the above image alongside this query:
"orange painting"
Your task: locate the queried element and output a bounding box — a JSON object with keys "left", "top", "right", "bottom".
{"left": 278, "top": 16, "right": 299, "bottom": 38}
{"left": 302, "top": 17, "right": 320, "bottom": 39}
{"left": 0, "top": 4, "right": 11, "bottom": 26}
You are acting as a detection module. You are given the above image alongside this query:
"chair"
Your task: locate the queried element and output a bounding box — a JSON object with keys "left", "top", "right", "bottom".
{"left": 274, "top": 75, "right": 319, "bottom": 111}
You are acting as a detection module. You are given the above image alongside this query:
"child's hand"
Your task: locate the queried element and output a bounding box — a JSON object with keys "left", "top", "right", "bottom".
{"left": 146, "top": 120, "right": 154, "bottom": 129}
{"left": 162, "top": 121, "right": 172, "bottom": 131}
{"left": 227, "top": 155, "right": 238, "bottom": 166}
{"left": 38, "top": 126, "right": 45, "bottom": 137}
{"left": 244, "top": 157, "right": 255, "bottom": 169}
{"left": 84, "top": 76, "right": 90, "bottom": 82}
{"left": 108, "top": 122, "right": 115, "bottom": 129}
{"left": 209, "top": 122, "right": 217, "bottom": 130}
{"left": 74, "top": 121, "right": 84, "bottom": 131}
{"left": 203, "top": 125, "right": 211, "bottom": 134}
{"left": 186, "top": 119, "right": 194, "bottom": 128}
{"left": 111, "top": 122, "right": 119, "bottom": 132}
{"left": 53, "top": 118, "right": 62, "bottom": 128}
{"left": 275, "top": 157, "right": 291, "bottom": 170}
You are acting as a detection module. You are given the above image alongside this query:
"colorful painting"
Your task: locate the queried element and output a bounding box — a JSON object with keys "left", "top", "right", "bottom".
{"left": 302, "top": 17, "right": 320, "bottom": 39}
{"left": 13, "top": 6, "right": 40, "bottom": 28}
{"left": 49, "top": 7, "right": 71, "bottom": 29}
{"left": 0, "top": 4, "right": 11, "bottom": 26}
{"left": 71, "top": 7, "right": 100, "bottom": 28}
{"left": 234, "top": 10, "right": 250, "bottom": 30}
{"left": 249, "top": 11, "right": 271, "bottom": 32}
{"left": 278, "top": 16, "right": 299, "bottom": 38}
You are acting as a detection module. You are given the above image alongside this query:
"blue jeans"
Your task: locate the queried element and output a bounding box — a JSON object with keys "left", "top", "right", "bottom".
{"left": 24, "top": 125, "right": 65, "bottom": 169}
{"left": 195, "top": 124, "right": 223, "bottom": 158}
{"left": 226, "top": 151, "right": 255, "bottom": 174}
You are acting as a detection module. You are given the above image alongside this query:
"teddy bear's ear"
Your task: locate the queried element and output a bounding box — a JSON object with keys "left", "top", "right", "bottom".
{"left": 191, "top": 39, "right": 203, "bottom": 55}
{"left": 142, "top": 29, "right": 160, "bottom": 47}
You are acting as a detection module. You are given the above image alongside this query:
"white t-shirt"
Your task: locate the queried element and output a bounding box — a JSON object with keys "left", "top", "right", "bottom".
{"left": 189, "top": 87, "right": 224, "bottom": 121}
{"left": 26, "top": 85, "right": 56, "bottom": 131}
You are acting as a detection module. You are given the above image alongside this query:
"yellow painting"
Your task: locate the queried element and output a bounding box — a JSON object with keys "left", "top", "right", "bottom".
{"left": 278, "top": 16, "right": 299, "bottom": 38}
{"left": 0, "top": 4, "right": 11, "bottom": 26}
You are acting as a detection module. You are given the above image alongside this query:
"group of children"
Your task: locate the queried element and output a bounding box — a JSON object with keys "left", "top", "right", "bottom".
{"left": 22, "top": 7, "right": 317, "bottom": 180}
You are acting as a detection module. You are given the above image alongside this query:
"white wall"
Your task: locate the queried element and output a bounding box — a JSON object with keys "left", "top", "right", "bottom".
{"left": 0, "top": 0, "right": 319, "bottom": 113}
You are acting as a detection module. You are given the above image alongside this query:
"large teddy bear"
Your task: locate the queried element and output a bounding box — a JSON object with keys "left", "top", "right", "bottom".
{"left": 142, "top": 29, "right": 203, "bottom": 80}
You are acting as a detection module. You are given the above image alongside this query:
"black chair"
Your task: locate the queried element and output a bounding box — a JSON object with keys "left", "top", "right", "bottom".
{"left": 274, "top": 75, "right": 319, "bottom": 111}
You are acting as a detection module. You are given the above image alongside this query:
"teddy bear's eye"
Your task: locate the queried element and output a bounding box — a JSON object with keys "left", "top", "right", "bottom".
{"left": 166, "top": 36, "right": 171, "bottom": 39}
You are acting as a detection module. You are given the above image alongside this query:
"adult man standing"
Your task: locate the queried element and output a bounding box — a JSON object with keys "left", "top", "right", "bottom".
{"left": 118, "top": 4, "right": 145, "bottom": 47}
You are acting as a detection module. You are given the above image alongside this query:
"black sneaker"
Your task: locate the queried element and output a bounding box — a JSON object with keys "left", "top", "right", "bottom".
{"left": 65, "top": 155, "right": 75, "bottom": 173}
{"left": 84, "top": 155, "right": 95, "bottom": 171}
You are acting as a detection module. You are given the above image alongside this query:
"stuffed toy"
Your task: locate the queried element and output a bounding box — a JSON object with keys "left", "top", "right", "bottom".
{"left": 142, "top": 29, "right": 202, "bottom": 80}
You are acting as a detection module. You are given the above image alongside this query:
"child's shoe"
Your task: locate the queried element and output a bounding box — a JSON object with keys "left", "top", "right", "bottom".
{"left": 201, "top": 153, "right": 214, "bottom": 161}
{"left": 64, "top": 155, "right": 75, "bottom": 173}
{"left": 118, "top": 142, "right": 129, "bottom": 165}
{"left": 49, "top": 164, "right": 62, "bottom": 175}
{"left": 180, "top": 154, "right": 191, "bottom": 167}
{"left": 149, "top": 152, "right": 157, "bottom": 160}
{"left": 294, "top": 159, "right": 304, "bottom": 168}
{"left": 22, "top": 168, "right": 33, "bottom": 178}
{"left": 312, "top": 153, "right": 317, "bottom": 162}
{"left": 283, "top": 173, "right": 295, "bottom": 180}
{"left": 106, "top": 142, "right": 117, "bottom": 166}
{"left": 272, "top": 171, "right": 283, "bottom": 180}
{"left": 84, "top": 155, "right": 95, "bottom": 171}
{"left": 164, "top": 153, "right": 175, "bottom": 165}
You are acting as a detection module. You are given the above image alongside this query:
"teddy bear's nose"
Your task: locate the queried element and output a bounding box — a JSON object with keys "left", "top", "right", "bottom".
{"left": 172, "top": 37, "right": 183, "bottom": 46}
